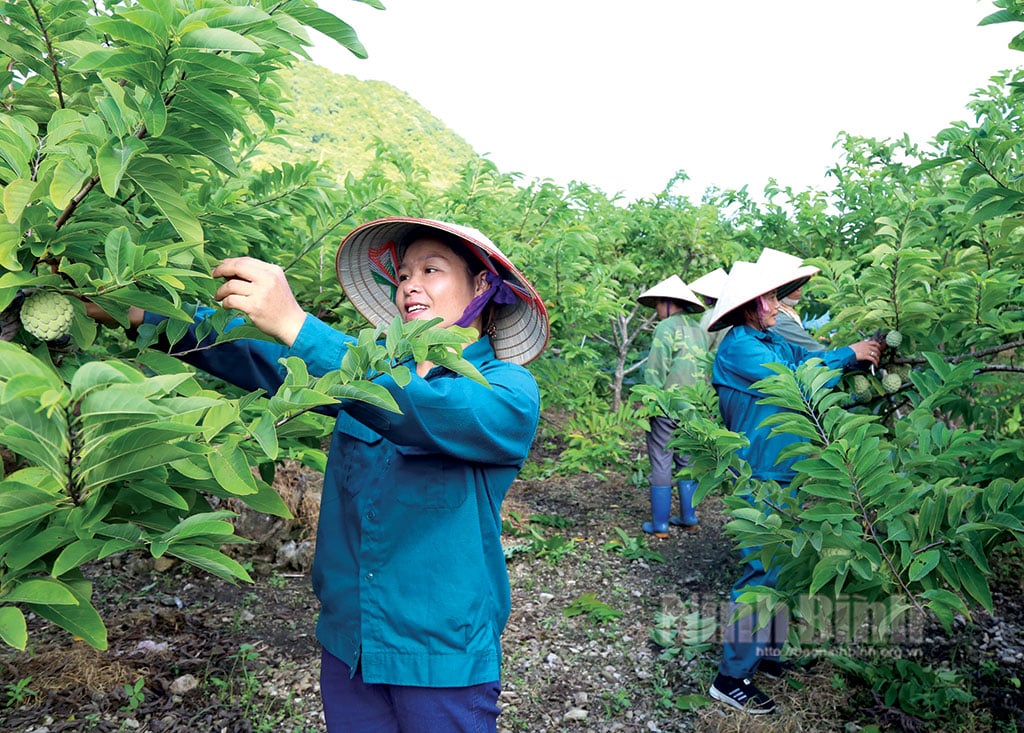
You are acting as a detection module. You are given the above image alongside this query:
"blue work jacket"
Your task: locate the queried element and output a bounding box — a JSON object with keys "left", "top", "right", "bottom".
{"left": 147, "top": 311, "right": 541, "bottom": 687}
{"left": 712, "top": 325, "right": 857, "bottom": 483}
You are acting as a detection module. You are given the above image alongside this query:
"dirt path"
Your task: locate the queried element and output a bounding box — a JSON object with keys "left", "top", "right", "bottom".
{"left": 1, "top": 470, "right": 1022, "bottom": 732}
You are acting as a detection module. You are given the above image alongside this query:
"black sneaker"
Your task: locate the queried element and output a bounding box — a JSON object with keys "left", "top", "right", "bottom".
{"left": 709, "top": 673, "right": 777, "bottom": 714}
{"left": 757, "top": 658, "right": 794, "bottom": 680}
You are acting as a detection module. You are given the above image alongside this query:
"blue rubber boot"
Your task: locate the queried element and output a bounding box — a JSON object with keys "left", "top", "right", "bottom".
{"left": 670, "top": 480, "right": 699, "bottom": 529}
{"left": 642, "top": 485, "right": 672, "bottom": 538}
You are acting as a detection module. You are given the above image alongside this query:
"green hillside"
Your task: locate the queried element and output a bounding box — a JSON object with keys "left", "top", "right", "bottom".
{"left": 251, "top": 60, "right": 480, "bottom": 187}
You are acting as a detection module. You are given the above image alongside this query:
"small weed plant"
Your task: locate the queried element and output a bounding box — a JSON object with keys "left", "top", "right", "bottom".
{"left": 202, "top": 644, "right": 311, "bottom": 732}
{"left": 563, "top": 593, "right": 624, "bottom": 624}
{"left": 602, "top": 527, "right": 666, "bottom": 563}
{"left": 601, "top": 687, "right": 632, "bottom": 718}
{"left": 4, "top": 676, "right": 35, "bottom": 707}
{"left": 829, "top": 654, "right": 974, "bottom": 722}
{"left": 120, "top": 678, "right": 145, "bottom": 715}
{"left": 649, "top": 608, "right": 717, "bottom": 661}
{"left": 502, "top": 512, "right": 579, "bottom": 565}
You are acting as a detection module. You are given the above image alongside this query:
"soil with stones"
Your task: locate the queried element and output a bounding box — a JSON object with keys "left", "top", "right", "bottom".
{"left": 1, "top": 462, "right": 1022, "bottom": 733}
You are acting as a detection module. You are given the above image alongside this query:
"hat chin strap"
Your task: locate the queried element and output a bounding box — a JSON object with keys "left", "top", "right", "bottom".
{"left": 455, "top": 271, "right": 518, "bottom": 329}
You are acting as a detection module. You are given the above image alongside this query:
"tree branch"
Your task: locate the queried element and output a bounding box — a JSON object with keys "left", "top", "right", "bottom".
{"left": 29, "top": 0, "right": 64, "bottom": 109}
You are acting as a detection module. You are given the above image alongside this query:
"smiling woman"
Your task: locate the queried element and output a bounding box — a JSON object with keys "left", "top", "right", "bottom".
{"left": 87, "top": 216, "right": 550, "bottom": 732}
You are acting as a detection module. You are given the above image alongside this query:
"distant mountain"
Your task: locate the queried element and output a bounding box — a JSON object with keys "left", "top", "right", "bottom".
{"left": 250, "top": 60, "right": 480, "bottom": 188}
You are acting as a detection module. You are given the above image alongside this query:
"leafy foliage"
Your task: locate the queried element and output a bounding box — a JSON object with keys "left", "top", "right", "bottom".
{"left": 0, "top": 0, "right": 482, "bottom": 652}
{"left": 1, "top": 6, "right": 1023, "bottom": 727}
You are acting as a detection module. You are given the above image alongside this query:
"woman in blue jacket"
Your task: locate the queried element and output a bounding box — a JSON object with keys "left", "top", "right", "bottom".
{"left": 96, "top": 218, "right": 549, "bottom": 732}
{"left": 704, "top": 259, "right": 880, "bottom": 715}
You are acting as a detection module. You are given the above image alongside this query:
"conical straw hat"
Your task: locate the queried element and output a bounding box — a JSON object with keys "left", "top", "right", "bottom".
{"left": 687, "top": 267, "right": 728, "bottom": 301}
{"left": 335, "top": 217, "right": 549, "bottom": 365}
{"left": 637, "top": 275, "right": 704, "bottom": 312}
{"left": 755, "top": 248, "right": 819, "bottom": 298}
{"left": 707, "top": 259, "right": 818, "bottom": 331}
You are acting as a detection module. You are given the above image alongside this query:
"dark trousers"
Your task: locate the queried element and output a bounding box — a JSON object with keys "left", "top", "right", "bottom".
{"left": 647, "top": 415, "right": 689, "bottom": 486}
{"left": 320, "top": 647, "right": 501, "bottom": 732}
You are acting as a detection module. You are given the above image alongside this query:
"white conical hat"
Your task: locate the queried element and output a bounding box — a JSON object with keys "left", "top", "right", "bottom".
{"left": 707, "top": 260, "right": 817, "bottom": 331}
{"left": 335, "top": 217, "right": 549, "bottom": 365}
{"left": 637, "top": 274, "right": 704, "bottom": 312}
{"left": 755, "top": 248, "right": 819, "bottom": 297}
{"left": 687, "top": 267, "right": 728, "bottom": 301}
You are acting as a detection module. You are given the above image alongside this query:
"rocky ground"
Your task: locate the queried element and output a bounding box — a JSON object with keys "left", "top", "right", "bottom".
{"left": 1, "top": 463, "right": 1022, "bottom": 732}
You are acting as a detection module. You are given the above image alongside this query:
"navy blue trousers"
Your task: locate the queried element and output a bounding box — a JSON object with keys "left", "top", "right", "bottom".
{"left": 320, "top": 647, "right": 501, "bottom": 732}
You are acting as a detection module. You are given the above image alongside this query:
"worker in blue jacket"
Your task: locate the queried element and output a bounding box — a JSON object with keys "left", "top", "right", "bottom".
{"left": 92, "top": 218, "right": 549, "bottom": 733}
{"left": 705, "top": 259, "right": 880, "bottom": 715}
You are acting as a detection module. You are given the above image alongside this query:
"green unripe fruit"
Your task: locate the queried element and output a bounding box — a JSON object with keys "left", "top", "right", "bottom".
{"left": 885, "top": 330, "right": 903, "bottom": 349}
{"left": 881, "top": 372, "right": 902, "bottom": 394}
{"left": 20, "top": 291, "right": 74, "bottom": 342}
{"left": 852, "top": 375, "right": 870, "bottom": 395}
{"left": 894, "top": 364, "right": 911, "bottom": 380}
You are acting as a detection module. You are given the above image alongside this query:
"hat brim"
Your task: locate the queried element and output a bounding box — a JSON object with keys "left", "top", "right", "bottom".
{"left": 637, "top": 275, "right": 705, "bottom": 312}
{"left": 335, "top": 217, "right": 550, "bottom": 365}
{"left": 687, "top": 268, "right": 729, "bottom": 301}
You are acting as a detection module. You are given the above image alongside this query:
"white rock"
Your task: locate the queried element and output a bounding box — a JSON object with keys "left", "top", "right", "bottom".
{"left": 563, "top": 707, "right": 588, "bottom": 721}
{"left": 169, "top": 674, "right": 199, "bottom": 695}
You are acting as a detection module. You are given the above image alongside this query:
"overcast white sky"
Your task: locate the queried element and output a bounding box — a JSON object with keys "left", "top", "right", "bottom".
{"left": 307, "top": 0, "right": 1023, "bottom": 202}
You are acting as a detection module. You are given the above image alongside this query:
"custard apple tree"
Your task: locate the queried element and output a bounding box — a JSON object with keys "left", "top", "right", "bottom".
{"left": 0, "top": 0, "right": 485, "bottom": 653}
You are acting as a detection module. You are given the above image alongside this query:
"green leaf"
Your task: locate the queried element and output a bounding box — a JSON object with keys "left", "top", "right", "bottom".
{"left": 250, "top": 411, "right": 279, "bottom": 460}
{"left": 125, "top": 160, "right": 203, "bottom": 243}
{"left": 142, "top": 91, "right": 168, "bottom": 137}
{"left": 329, "top": 380, "right": 401, "bottom": 413}
{"left": 978, "top": 9, "right": 1023, "bottom": 26}
{"left": 2, "top": 578, "right": 79, "bottom": 606}
{"left": 166, "top": 543, "right": 252, "bottom": 583}
{"left": 48, "top": 158, "right": 92, "bottom": 210}
{"left": 238, "top": 478, "right": 293, "bottom": 519}
{"left": 178, "top": 27, "right": 262, "bottom": 54}
{"left": 284, "top": 4, "right": 368, "bottom": 59}
{"left": 956, "top": 564, "right": 993, "bottom": 611}
{"left": 129, "top": 480, "right": 191, "bottom": 510}
{"left": 674, "top": 693, "right": 713, "bottom": 710}
{"left": 26, "top": 587, "right": 107, "bottom": 650}
{"left": 52, "top": 538, "right": 107, "bottom": 578}
{"left": 97, "top": 136, "right": 146, "bottom": 197}
{"left": 0, "top": 606, "right": 27, "bottom": 650}
{"left": 0, "top": 220, "right": 24, "bottom": 270}
{"left": 208, "top": 439, "right": 259, "bottom": 495}
{"left": 3, "top": 524, "right": 73, "bottom": 571}
{"left": 0, "top": 491, "right": 62, "bottom": 535}
{"left": 3, "top": 178, "right": 39, "bottom": 223}
{"left": 78, "top": 425, "right": 203, "bottom": 488}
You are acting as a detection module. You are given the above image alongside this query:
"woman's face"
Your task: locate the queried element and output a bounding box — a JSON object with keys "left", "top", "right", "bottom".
{"left": 396, "top": 238, "right": 488, "bottom": 329}
{"left": 744, "top": 291, "right": 779, "bottom": 330}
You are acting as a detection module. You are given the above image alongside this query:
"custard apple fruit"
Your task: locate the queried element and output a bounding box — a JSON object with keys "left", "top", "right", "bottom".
{"left": 852, "top": 375, "right": 870, "bottom": 395}
{"left": 881, "top": 372, "right": 903, "bottom": 394}
{"left": 885, "top": 330, "right": 903, "bottom": 349}
{"left": 20, "top": 291, "right": 74, "bottom": 342}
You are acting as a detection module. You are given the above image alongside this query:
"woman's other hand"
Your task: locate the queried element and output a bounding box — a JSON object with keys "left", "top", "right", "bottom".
{"left": 849, "top": 339, "right": 882, "bottom": 366}
{"left": 84, "top": 300, "right": 144, "bottom": 328}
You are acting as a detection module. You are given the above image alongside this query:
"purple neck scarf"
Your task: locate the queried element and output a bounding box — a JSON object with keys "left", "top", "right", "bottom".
{"left": 456, "top": 271, "right": 519, "bottom": 328}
